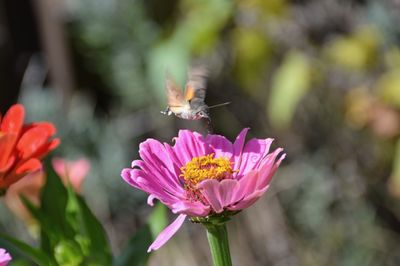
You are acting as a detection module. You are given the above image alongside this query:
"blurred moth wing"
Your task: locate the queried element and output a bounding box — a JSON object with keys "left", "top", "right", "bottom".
{"left": 165, "top": 75, "right": 189, "bottom": 113}
{"left": 162, "top": 67, "right": 209, "bottom": 120}
{"left": 185, "top": 66, "right": 208, "bottom": 107}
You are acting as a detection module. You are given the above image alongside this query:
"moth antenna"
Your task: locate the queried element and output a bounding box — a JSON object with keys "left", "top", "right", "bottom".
{"left": 207, "top": 102, "right": 231, "bottom": 109}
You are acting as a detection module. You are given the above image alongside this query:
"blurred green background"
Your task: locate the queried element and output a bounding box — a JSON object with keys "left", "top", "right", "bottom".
{"left": 2, "top": 0, "right": 400, "bottom": 265}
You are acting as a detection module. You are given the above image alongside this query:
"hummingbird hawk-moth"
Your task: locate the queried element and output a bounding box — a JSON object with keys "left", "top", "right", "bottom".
{"left": 161, "top": 67, "right": 210, "bottom": 120}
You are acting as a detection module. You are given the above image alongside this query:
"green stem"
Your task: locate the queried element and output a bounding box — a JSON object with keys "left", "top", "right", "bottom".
{"left": 205, "top": 223, "right": 233, "bottom": 266}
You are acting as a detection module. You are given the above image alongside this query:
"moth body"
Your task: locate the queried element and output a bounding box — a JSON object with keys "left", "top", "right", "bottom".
{"left": 162, "top": 67, "right": 209, "bottom": 121}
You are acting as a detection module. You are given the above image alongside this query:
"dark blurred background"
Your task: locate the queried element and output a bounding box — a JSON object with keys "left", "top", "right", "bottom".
{"left": 2, "top": 0, "right": 400, "bottom": 265}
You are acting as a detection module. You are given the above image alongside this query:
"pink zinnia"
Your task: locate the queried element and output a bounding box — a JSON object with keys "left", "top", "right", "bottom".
{"left": 121, "top": 128, "right": 285, "bottom": 252}
{"left": 0, "top": 248, "right": 11, "bottom": 266}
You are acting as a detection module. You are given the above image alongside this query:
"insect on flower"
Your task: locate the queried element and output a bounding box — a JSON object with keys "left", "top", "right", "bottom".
{"left": 121, "top": 128, "right": 285, "bottom": 252}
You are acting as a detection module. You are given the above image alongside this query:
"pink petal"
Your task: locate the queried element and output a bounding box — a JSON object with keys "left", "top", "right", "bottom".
{"left": 198, "top": 179, "right": 223, "bottom": 213}
{"left": 147, "top": 194, "right": 157, "bottom": 206}
{"left": 238, "top": 138, "right": 273, "bottom": 177}
{"left": 139, "top": 140, "right": 184, "bottom": 193}
{"left": 136, "top": 163, "right": 185, "bottom": 199}
{"left": 192, "top": 131, "right": 213, "bottom": 154}
{"left": 133, "top": 171, "right": 181, "bottom": 205}
{"left": 148, "top": 214, "right": 187, "bottom": 252}
{"left": 227, "top": 149, "right": 286, "bottom": 211}
{"left": 171, "top": 201, "right": 210, "bottom": 216}
{"left": 163, "top": 143, "right": 183, "bottom": 169}
{"left": 205, "top": 134, "right": 234, "bottom": 160}
{"left": 173, "top": 130, "right": 209, "bottom": 165}
{"left": 230, "top": 149, "right": 284, "bottom": 205}
{"left": 199, "top": 179, "right": 240, "bottom": 213}
{"left": 140, "top": 139, "right": 180, "bottom": 176}
{"left": 0, "top": 248, "right": 12, "bottom": 265}
{"left": 232, "top": 128, "right": 249, "bottom": 172}
{"left": 256, "top": 149, "right": 285, "bottom": 189}
{"left": 234, "top": 171, "right": 259, "bottom": 202}
{"left": 218, "top": 179, "right": 239, "bottom": 206}
{"left": 228, "top": 187, "right": 268, "bottom": 211}
{"left": 121, "top": 168, "right": 139, "bottom": 187}
{"left": 122, "top": 169, "right": 181, "bottom": 206}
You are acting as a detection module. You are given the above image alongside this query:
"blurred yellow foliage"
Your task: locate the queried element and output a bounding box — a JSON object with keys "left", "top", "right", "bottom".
{"left": 346, "top": 86, "right": 400, "bottom": 138}
{"left": 388, "top": 139, "right": 400, "bottom": 198}
{"left": 239, "top": 0, "right": 287, "bottom": 18}
{"left": 345, "top": 87, "right": 374, "bottom": 129}
{"left": 324, "top": 26, "right": 379, "bottom": 70}
{"left": 384, "top": 48, "right": 400, "bottom": 69}
{"left": 233, "top": 28, "right": 272, "bottom": 92}
{"left": 376, "top": 70, "right": 400, "bottom": 109}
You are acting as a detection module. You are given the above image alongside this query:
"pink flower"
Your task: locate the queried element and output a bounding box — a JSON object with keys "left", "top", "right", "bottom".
{"left": 0, "top": 248, "right": 11, "bottom": 266}
{"left": 121, "top": 128, "right": 285, "bottom": 252}
{"left": 52, "top": 158, "right": 90, "bottom": 193}
{"left": 4, "top": 171, "right": 45, "bottom": 225}
{"left": 4, "top": 158, "right": 90, "bottom": 225}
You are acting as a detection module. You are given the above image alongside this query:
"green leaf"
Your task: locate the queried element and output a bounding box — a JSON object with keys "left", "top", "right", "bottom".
{"left": 268, "top": 51, "right": 312, "bottom": 129}
{"left": 113, "top": 202, "right": 167, "bottom": 266}
{"left": 20, "top": 194, "right": 62, "bottom": 258}
{"left": 0, "top": 233, "right": 53, "bottom": 266}
{"left": 113, "top": 225, "right": 152, "bottom": 266}
{"left": 40, "top": 160, "right": 75, "bottom": 239}
{"left": 148, "top": 202, "right": 167, "bottom": 238}
{"left": 76, "top": 196, "right": 112, "bottom": 265}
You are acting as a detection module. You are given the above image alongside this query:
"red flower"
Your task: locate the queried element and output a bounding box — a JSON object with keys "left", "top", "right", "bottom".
{"left": 0, "top": 104, "right": 59, "bottom": 191}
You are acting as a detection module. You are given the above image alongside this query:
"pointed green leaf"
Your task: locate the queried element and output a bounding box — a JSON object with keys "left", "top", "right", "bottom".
{"left": 76, "top": 196, "right": 112, "bottom": 264}
{"left": 0, "top": 233, "right": 53, "bottom": 266}
{"left": 41, "top": 160, "right": 75, "bottom": 238}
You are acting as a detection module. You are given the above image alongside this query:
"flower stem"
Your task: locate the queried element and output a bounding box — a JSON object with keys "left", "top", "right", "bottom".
{"left": 205, "top": 223, "right": 232, "bottom": 266}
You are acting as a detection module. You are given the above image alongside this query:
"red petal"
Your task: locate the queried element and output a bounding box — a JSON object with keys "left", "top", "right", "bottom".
{"left": 0, "top": 155, "right": 15, "bottom": 174}
{"left": 15, "top": 158, "right": 42, "bottom": 175}
{"left": 17, "top": 127, "right": 51, "bottom": 159}
{"left": 34, "top": 138, "right": 60, "bottom": 159}
{"left": 1, "top": 104, "right": 25, "bottom": 135}
{"left": 0, "top": 133, "right": 17, "bottom": 168}
{"left": 0, "top": 158, "right": 42, "bottom": 188}
{"left": 22, "top": 122, "right": 56, "bottom": 136}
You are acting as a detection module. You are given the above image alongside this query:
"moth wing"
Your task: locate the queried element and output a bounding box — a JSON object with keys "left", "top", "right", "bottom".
{"left": 184, "top": 66, "right": 208, "bottom": 105}
{"left": 165, "top": 75, "right": 186, "bottom": 107}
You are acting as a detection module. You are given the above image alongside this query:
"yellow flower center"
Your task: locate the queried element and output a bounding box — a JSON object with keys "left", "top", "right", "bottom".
{"left": 180, "top": 154, "right": 234, "bottom": 187}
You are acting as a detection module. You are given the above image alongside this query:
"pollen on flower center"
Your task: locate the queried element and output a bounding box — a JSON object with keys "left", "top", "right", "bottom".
{"left": 180, "top": 154, "right": 234, "bottom": 186}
